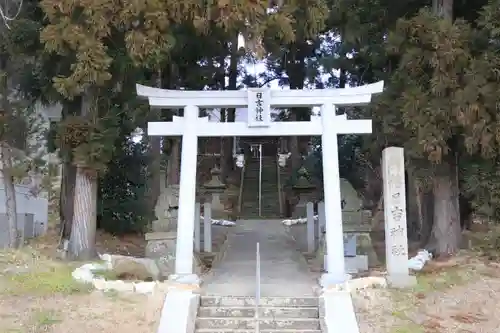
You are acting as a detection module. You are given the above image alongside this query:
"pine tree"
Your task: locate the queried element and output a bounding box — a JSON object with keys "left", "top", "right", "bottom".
{"left": 371, "top": 0, "right": 500, "bottom": 255}
{"left": 39, "top": 0, "right": 166, "bottom": 258}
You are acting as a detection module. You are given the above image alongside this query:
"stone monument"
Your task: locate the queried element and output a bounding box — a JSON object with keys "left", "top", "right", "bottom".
{"left": 382, "top": 146, "right": 416, "bottom": 288}
{"left": 152, "top": 185, "right": 180, "bottom": 232}
{"left": 145, "top": 180, "right": 202, "bottom": 279}
{"left": 145, "top": 184, "right": 179, "bottom": 279}
{"left": 339, "top": 178, "right": 376, "bottom": 263}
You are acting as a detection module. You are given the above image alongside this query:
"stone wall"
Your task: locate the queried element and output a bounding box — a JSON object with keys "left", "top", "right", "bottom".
{"left": 0, "top": 213, "right": 35, "bottom": 248}
{"left": 0, "top": 180, "right": 49, "bottom": 238}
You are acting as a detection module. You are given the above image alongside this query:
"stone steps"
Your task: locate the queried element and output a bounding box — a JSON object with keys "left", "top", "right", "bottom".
{"left": 200, "top": 296, "right": 318, "bottom": 308}
{"left": 240, "top": 158, "right": 281, "bottom": 218}
{"left": 198, "top": 306, "right": 318, "bottom": 318}
{"left": 196, "top": 328, "right": 321, "bottom": 333}
{"left": 196, "top": 296, "right": 320, "bottom": 333}
{"left": 196, "top": 318, "right": 320, "bottom": 330}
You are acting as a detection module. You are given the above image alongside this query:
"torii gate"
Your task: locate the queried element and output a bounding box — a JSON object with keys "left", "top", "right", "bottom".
{"left": 137, "top": 81, "right": 384, "bottom": 286}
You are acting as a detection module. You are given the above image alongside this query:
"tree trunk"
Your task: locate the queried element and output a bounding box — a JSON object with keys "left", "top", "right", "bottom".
{"left": 406, "top": 169, "right": 433, "bottom": 242}
{"left": 148, "top": 135, "right": 162, "bottom": 206}
{"left": 288, "top": 112, "right": 301, "bottom": 172}
{"left": 69, "top": 167, "right": 98, "bottom": 260}
{"left": 59, "top": 160, "right": 76, "bottom": 239}
{"left": 0, "top": 143, "right": 18, "bottom": 248}
{"left": 417, "top": 186, "right": 434, "bottom": 246}
{"left": 429, "top": 161, "right": 461, "bottom": 256}
{"left": 58, "top": 100, "right": 82, "bottom": 241}
{"left": 147, "top": 70, "right": 163, "bottom": 211}
{"left": 0, "top": 51, "right": 17, "bottom": 248}
{"left": 433, "top": 0, "right": 453, "bottom": 20}
{"left": 157, "top": 68, "right": 181, "bottom": 188}
{"left": 286, "top": 43, "right": 308, "bottom": 171}
{"left": 167, "top": 138, "right": 180, "bottom": 185}
{"left": 68, "top": 90, "right": 99, "bottom": 260}
{"left": 221, "top": 37, "right": 238, "bottom": 181}
{"left": 427, "top": 0, "right": 461, "bottom": 257}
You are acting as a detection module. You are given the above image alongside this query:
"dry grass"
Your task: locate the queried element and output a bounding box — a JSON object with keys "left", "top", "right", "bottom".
{"left": 463, "top": 225, "right": 500, "bottom": 260}
{"left": 0, "top": 292, "right": 165, "bottom": 333}
{"left": 0, "top": 230, "right": 164, "bottom": 333}
{"left": 0, "top": 243, "right": 91, "bottom": 296}
{"left": 354, "top": 254, "right": 500, "bottom": 333}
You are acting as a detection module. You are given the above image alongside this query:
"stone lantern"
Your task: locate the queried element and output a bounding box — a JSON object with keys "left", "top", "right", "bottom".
{"left": 291, "top": 166, "right": 317, "bottom": 218}
{"left": 202, "top": 166, "right": 227, "bottom": 219}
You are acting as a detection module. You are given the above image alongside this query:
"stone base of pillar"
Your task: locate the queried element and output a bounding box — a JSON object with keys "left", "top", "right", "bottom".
{"left": 168, "top": 273, "right": 202, "bottom": 286}
{"left": 145, "top": 231, "right": 202, "bottom": 279}
{"left": 319, "top": 272, "right": 352, "bottom": 289}
{"left": 323, "top": 255, "right": 369, "bottom": 274}
{"left": 386, "top": 274, "right": 417, "bottom": 289}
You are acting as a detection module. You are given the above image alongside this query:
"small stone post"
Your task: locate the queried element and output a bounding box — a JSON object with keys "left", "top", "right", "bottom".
{"left": 159, "top": 169, "right": 167, "bottom": 192}
{"left": 203, "top": 202, "right": 212, "bottom": 252}
{"left": 382, "top": 146, "right": 416, "bottom": 288}
{"left": 318, "top": 201, "right": 325, "bottom": 234}
{"left": 194, "top": 202, "right": 201, "bottom": 252}
{"left": 307, "top": 202, "right": 315, "bottom": 253}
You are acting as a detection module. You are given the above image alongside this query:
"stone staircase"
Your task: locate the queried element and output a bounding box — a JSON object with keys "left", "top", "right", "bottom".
{"left": 195, "top": 296, "right": 321, "bottom": 333}
{"left": 240, "top": 157, "right": 282, "bottom": 219}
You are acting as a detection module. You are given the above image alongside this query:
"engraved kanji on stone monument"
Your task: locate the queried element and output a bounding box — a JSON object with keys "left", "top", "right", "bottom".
{"left": 391, "top": 206, "right": 404, "bottom": 221}
{"left": 389, "top": 225, "right": 405, "bottom": 237}
{"left": 391, "top": 244, "right": 407, "bottom": 256}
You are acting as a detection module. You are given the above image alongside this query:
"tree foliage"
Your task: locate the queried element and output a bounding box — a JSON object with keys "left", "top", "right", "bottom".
{"left": 5, "top": 0, "right": 500, "bottom": 252}
{"left": 98, "top": 131, "right": 149, "bottom": 234}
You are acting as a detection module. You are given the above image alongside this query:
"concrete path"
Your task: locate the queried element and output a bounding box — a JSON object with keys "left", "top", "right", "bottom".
{"left": 202, "top": 219, "right": 318, "bottom": 297}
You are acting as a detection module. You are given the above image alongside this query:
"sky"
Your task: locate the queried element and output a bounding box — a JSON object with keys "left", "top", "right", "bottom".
{"left": 203, "top": 59, "right": 329, "bottom": 123}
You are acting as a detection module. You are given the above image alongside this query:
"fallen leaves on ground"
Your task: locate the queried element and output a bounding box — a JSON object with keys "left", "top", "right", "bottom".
{"left": 450, "top": 312, "right": 487, "bottom": 324}
{"left": 0, "top": 292, "right": 165, "bottom": 333}
{"left": 422, "top": 319, "right": 444, "bottom": 332}
{"left": 353, "top": 254, "right": 500, "bottom": 333}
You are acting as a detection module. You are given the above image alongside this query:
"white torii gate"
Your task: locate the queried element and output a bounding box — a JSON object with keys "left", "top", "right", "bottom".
{"left": 137, "top": 81, "right": 384, "bottom": 286}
